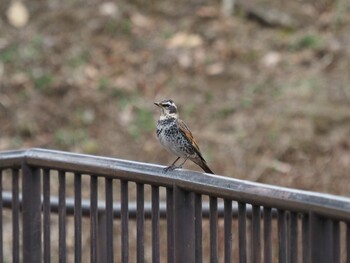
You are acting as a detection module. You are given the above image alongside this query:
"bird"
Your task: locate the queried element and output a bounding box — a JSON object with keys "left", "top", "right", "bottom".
{"left": 154, "top": 99, "right": 214, "bottom": 174}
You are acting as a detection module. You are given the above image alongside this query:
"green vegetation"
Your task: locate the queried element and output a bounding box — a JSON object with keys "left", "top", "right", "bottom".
{"left": 291, "top": 34, "right": 322, "bottom": 51}
{"left": 129, "top": 107, "right": 154, "bottom": 140}
{"left": 0, "top": 45, "right": 18, "bottom": 63}
{"left": 215, "top": 107, "right": 236, "bottom": 118}
{"left": 32, "top": 72, "right": 54, "bottom": 91}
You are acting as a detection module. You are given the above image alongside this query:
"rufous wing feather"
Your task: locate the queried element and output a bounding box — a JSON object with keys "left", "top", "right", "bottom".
{"left": 176, "top": 119, "right": 201, "bottom": 154}
{"left": 176, "top": 119, "right": 214, "bottom": 174}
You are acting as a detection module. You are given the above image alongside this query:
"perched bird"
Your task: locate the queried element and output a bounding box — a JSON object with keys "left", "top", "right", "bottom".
{"left": 154, "top": 99, "right": 214, "bottom": 174}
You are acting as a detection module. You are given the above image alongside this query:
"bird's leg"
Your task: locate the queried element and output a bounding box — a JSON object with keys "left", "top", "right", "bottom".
{"left": 164, "top": 157, "right": 188, "bottom": 173}
{"left": 176, "top": 157, "right": 188, "bottom": 168}
{"left": 164, "top": 157, "right": 180, "bottom": 172}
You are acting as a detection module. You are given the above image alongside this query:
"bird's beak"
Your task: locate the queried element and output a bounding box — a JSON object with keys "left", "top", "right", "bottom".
{"left": 154, "top": 102, "right": 161, "bottom": 107}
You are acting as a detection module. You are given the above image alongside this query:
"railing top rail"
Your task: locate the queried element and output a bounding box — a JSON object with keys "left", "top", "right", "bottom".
{"left": 1, "top": 148, "right": 350, "bottom": 221}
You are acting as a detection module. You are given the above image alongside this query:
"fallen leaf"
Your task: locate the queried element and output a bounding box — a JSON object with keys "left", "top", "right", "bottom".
{"left": 206, "top": 62, "right": 225, "bottom": 75}
{"left": 177, "top": 52, "right": 192, "bottom": 68}
{"left": 167, "top": 32, "right": 203, "bottom": 49}
{"left": 269, "top": 159, "right": 292, "bottom": 174}
{"left": 261, "top": 51, "right": 281, "bottom": 68}
{"left": 99, "top": 2, "right": 119, "bottom": 17}
{"left": 196, "top": 6, "right": 219, "bottom": 18}
{"left": 131, "top": 12, "right": 152, "bottom": 28}
{"left": 6, "top": 1, "right": 29, "bottom": 28}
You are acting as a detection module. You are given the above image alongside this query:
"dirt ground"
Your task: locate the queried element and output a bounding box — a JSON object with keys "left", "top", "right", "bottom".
{"left": 1, "top": 0, "right": 350, "bottom": 197}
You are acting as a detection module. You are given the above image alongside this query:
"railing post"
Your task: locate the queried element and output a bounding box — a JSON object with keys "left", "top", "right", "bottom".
{"left": 174, "top": 186, "right": 195, "bottom": 263}
{"left": 309, "top": 212, "right": 333, "bottom": 263}
{"left": 22, "top": 162, "right": 42, "bottom": 262}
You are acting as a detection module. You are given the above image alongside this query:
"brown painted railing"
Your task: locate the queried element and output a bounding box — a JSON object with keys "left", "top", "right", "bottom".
{"left": 0, "top": 148, "right": 349, "bottom": 263}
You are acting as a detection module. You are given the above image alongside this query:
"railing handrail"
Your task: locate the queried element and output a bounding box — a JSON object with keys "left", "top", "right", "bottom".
{"left": 1, "top": 148, "right": 350, "bottom": 220}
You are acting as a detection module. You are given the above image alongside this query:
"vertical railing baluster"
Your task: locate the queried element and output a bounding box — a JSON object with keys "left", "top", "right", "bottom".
{"left": 43, "top": 169, "right": 51, "bottom": 263}
{"left": 22, "top": 163, "right": 42, "bottom": 263}
{"left": 74, "top": 173, "right": 82, "bottom": 263}
{"left": 137, "top": 183, "right": 145, "bottom": 263}
{"left": 224, "top": 199, "right": 232, "bottom": 263}
{"left": 286, "top": 212, "right": 291, "bottom": 262}
{"left": 97, "top": 212, "right": 107, "bottom": 263}
{"left": 12, "top": 168, "right": 20, "bottom": 263}
{"left": 210, "top": 196, "right": 218, "bottom": 263}
{"left": 263, "top": 207, "right": 272, "bottom": 263}
{"left": 278, "top": 210, "right": 286, "bottom": 263}
{"left": 194, "top": 193, "right": 202, "bottom": 263}
{"left": 290, "top": 212, "right": 298, "bottom": 263}
{"left": 347, "top": 222, "right": 350, "bottom": 263}
{"left": 174, "top": 186, "right": 195, "bottom": 262}
{"left": 152, "top": 185, "right": 160, "bottom": 263}
{"left": 302, "top": 214, "right": 309, "bottom": 263}
{"left": 251, "top": 205, "right": 261, "bottom": 263}
{"left": 105, "top": 178, "right": 114, "bottom": 263}
{"left": 333, "top": 220, "right": 340, "bottom": 263}
{"left": 166, "top": 187, "right": 174, "bottom": 263}
{"left": 238, "top": 202, "right": 247, "bottom": 263}
{"left": 90, "top": 175, "right": 98, "bottom": 263}
{"left": 121, "top": 180, "right": 129, "bottom": 263}
{"left": 58, "top": 171, "right": 66, "bottom": 263}
{"left": 0, "top": 170, "right": 2, "bottom": 263}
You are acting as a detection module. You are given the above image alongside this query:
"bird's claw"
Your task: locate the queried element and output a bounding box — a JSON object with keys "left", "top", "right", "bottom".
{"left": 163, "top": 165, "right": 182, "bottom": 173}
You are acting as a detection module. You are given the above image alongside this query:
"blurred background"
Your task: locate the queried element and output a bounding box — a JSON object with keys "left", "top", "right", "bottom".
{"left": 1, "top": 0, "right": 350, "bottom": 195}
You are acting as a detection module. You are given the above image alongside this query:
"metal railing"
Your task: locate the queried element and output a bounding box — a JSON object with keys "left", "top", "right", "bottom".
{"left": 0, "top": 148, "right": 350, "bottom": 263}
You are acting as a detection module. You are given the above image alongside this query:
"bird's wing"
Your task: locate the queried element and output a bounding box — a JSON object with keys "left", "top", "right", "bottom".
{"left": 176, "top": 119, "right": 204, "bottom": 159}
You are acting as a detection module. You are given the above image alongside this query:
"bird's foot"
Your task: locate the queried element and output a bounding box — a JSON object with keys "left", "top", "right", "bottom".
{"left": 163, "top": 165, "right": 182, "bottom": 173}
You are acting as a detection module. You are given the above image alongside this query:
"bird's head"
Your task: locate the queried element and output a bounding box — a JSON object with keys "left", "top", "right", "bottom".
{"left": 154, "top": 99, "right": 178, "bottom": 119}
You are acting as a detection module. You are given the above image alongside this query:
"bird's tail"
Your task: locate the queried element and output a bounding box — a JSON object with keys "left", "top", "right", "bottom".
{"left": 194, "top": 159, "right": 214, "bottom": 174}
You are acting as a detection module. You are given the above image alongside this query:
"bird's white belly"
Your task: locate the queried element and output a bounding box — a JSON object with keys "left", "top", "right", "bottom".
{"left": 159, "top": 132, "right": 188, "bottom": 158}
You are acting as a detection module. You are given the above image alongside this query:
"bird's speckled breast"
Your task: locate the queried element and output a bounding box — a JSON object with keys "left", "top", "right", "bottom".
{"left": 156, "top": 118, "right": 195, "bottom": 158}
